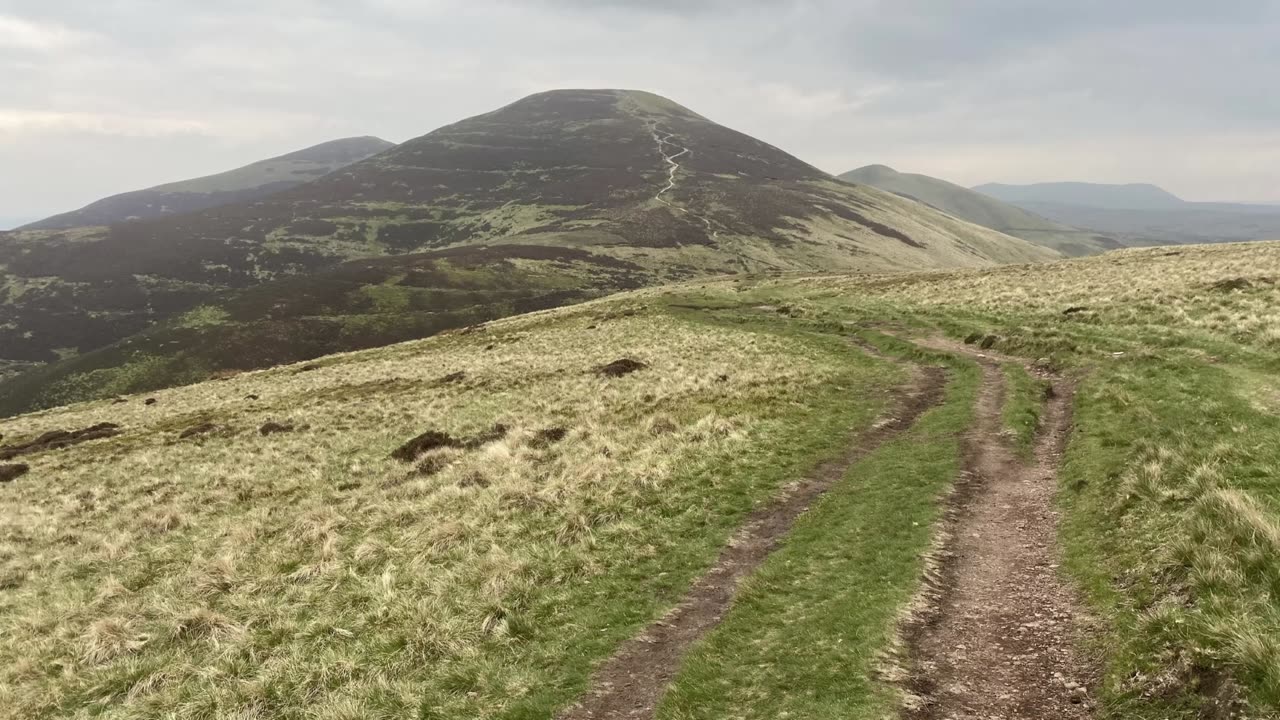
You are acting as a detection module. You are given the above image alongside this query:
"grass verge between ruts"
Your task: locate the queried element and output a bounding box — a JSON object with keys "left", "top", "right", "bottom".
{"left": 655, "top": 337, "right": 978, "bottom": 720}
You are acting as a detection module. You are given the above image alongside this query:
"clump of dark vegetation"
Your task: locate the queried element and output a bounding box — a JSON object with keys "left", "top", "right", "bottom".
{"left": 144, "top": 398, "right": 157, "bottom": 406}
{"left": 415, "top": 455, "right": 451, "bottom": 477}
{"left": 0, "top": 463, "right": 29, "bottom": 483}
{"left": 178, "top": 423, "right": 218, "bottom": 440}
{"left": 245, "top": 394, "right": 260, "bottom": 401}
{"left": 979, "top": 335, "right": 998, "bottom": 349}
{"left": 964, "top": 332, "right": 984, "bottom": 345}
{"left": 1062, "top": 306, "right": 1088, "bottom": 315}
{"left": 598, "top": 358, "right": 647, "bottom": 377}
{"left": 530, "top": 426, "right": 568, "bottom": 449}
{"left": 297, "top": 364, "right": 320, "bottom": 373}
{"left": 436, "top": 371, "right": 466, "bottom": 385}
{"left": 391, "top": 430, "right": 458, "bottom": 462}
{"left": 391, "top": 423, "right": 510, "bottom": 462}
{"left": 0, "top": 422, "right": 121, "bottom": 460}
{"left": 259, "top": 421, "right": 294, "bottom": 436}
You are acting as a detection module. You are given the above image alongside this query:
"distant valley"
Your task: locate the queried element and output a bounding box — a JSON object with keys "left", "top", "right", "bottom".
{"left": 974, "top": 180, "right": 1280, "bottom": 246}
{"left": 840, "top": 165, "right": 1119, "bottom": 256}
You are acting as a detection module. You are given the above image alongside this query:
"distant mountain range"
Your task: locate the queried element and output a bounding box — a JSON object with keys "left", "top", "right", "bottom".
{"left": 840, "top": 166, "right": 1119, "bottom": 256}
{"left": 0, "top": 89, "right": 1055, "bottom": 415}
{"left": 19, "top": 136, "right": 395, "bottom": 230}
{"left": 971, "top": 181, "right": 1186, "bottom": 211}
{"left": 973, "top": 181, "right": 1280, "bottom": 246}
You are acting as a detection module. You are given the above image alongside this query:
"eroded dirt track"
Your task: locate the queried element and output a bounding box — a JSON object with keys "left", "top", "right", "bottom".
{"left": 902, "top": 340, "right": 1097, "bottom": 719}
{"left": 557, "top": 366, "right": 948, "bottom": 720}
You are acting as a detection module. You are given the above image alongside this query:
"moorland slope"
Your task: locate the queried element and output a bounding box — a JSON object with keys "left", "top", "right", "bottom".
{"left": 0, "top": 89, "right": 1055, "bottom": 414}
{"left": 21, "top": 137, "right": 395, "bottom": 231}
{"left": 2, "top": 240, "right": 1276, "bottom": 719}
{"left": 842, "top": 164, "right": 1118, "bottom": 256}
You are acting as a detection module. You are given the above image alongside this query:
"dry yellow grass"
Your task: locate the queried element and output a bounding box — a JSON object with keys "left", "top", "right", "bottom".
{"left": 0, "top": 301, "right": 896, "bottom": 718}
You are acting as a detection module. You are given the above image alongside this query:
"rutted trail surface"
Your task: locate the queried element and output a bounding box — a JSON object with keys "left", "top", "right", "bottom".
{"left": 557, "top": 366, "right": 948, "bottom": 720}
{"left": 902, "top": 340, "right": 1097, "bottom": 719}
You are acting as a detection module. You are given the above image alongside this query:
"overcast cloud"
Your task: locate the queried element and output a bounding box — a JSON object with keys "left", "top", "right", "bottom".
{"left": 2, "top": 0, "right": 1278, "bottom": 227}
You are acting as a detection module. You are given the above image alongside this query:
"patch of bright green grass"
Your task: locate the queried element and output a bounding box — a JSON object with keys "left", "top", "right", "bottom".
{"left": 1001, "top": 362, "right": 1045, "bottom": 459}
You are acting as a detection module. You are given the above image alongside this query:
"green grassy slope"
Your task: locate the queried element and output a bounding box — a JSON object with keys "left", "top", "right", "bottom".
{"left": 842, "top": 164, "right": 1119, "bottom": 256}
{"left": 0, "top": 292, "right": 904, "bottom": 719}
{"left": 1, "top": 241, "right": 1276, "bottom": 719}
{"left": 691, "top": 240, "right": 1280, "bottom": 718}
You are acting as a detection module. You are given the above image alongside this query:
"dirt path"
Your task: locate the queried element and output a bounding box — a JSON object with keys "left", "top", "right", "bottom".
{"left": 557, "top": 366, "right": 948, "bottom": 720}
{"left": 646, "top": 122, "right": 720, "bottom": 240}
{"left": 901, "top": 339, "right": 1097, "bottom": 719}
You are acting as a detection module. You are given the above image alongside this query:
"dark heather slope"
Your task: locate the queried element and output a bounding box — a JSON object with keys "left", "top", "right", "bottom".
{"left": 22, "top": 136, "right": 395, "bottom": 231}
{"left": 841, "top": 165, "right": 1121, "bottom": 256}
{"left": 0, "top": 89, "right": 1055, "bottom": 416}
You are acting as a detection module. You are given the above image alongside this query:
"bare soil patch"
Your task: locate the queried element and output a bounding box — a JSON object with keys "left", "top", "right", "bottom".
{"left": 0, "top": 422, "right": 122, "bottom": 460}
{"left": 598, "top": 358, "right": 647, "bottom": 377}
{"left": 391, "top": 430, "right": 458, "bottom": 462}
{"left": 390, "top": 423, "right": 510, "bottom": 462}
{"left": 900, "top": 339, "right": 1098, "bottom": 719}
{"left": 557, "top": 365, "right": 947, "bottom": 720}
{"left": 0, "top": 463, "right": 29, "bottom": 483}
{"left": 259, "top": 421, "right": 294, "bottom": 436}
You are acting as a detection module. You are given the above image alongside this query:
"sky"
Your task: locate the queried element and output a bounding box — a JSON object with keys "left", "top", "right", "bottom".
{"left": 3, "top": 0, "right": 1279, "bottom": 227}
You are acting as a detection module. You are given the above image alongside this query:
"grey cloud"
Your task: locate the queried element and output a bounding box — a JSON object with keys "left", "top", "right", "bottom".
{"left": 1, "top": 0, "right": 1278, "bottom": 225}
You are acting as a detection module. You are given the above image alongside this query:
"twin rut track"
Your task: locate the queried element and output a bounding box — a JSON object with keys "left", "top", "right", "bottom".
{"left": 557, "top": 337, "right": 1095, "bottom": 720}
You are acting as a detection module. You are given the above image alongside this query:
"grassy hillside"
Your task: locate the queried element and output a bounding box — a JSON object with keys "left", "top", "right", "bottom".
{"left": 20, "top": 137, "right": 395, "bottom": 231}
{"left": 0, "top": 292, "right": 909, "bottom": 719}
{"left": 0, "top": 89, "right": 1055, "bottom": 415}
{"left": 2, "top": 240, "right": 1276, "bottom": 718}
{"left": 694, "top": 240, "right": 1280, "bottom": 718}
{"left": 842, "top": 165, "right": 1119, "bottom": 256}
